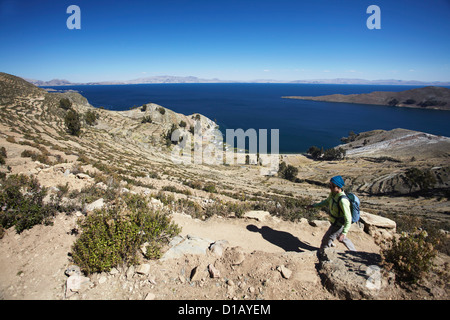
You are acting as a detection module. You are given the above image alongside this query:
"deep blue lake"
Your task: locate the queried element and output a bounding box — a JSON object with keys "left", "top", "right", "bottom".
{"left": 44, "top": 83, "right": 450, "bottom": 153}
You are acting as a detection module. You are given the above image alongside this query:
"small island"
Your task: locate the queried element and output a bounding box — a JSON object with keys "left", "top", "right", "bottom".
{"left": 283, "top": 86, "right": 450, "bottom": 111}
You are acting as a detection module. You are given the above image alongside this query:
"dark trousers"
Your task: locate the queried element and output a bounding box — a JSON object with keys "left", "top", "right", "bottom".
{"left": 320, "top": 223, "right": 356, "bottom": 251}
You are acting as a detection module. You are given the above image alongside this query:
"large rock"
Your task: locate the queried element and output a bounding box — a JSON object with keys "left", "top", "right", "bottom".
{"left": 65, "top": 274, "right": 92, "bottom": 298}
{"left": 359, "top": 211, "right": 396, "bottom": 240}
{"left": 160, "top": 235, "right": 214, "bottom": 260}
{"left": 318, "top": 248, "right": 395, "bottom": 300}
{"left": 84, "top": 198, "right": 104, "bottom": 213}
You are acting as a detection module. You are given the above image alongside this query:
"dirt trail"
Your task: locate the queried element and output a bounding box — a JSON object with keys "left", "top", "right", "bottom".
{"left": 171, "top": 212, "right": 380, "bottom": 255}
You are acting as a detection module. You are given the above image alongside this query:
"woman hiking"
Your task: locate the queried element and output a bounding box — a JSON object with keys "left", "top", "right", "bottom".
{"left": 309, "top": 175, "right": 356, "bottom": 252}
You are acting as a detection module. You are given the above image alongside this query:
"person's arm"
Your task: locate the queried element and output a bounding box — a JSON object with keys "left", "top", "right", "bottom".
{"left": 312, "top": 195, "right": 330, "bottom": 208}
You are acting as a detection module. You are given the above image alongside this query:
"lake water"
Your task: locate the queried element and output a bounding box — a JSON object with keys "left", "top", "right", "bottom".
{"left": 45, "top": 83, "right": 450, "bottom": 153}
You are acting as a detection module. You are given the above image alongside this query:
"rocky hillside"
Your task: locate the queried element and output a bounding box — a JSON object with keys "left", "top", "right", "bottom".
{"left": 336, "top": 129, "right": 450, "bottom": 195}
{"left": 283, "top": 86, "right": 450, "bottom": 110}
{"left": 0, "top": 72, "right": 449, "bottom": 301}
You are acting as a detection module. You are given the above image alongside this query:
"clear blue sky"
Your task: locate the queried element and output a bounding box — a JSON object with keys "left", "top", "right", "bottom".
{"left": 1, "top": 0, "right": 449, "bottom": 82}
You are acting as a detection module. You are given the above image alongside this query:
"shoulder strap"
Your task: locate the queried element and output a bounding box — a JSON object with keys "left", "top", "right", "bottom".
{"left": 332, "top": 194, "right": 349, "bottom": 216}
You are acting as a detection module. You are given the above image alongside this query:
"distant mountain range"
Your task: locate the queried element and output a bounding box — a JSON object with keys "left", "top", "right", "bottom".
{"left": 24, "top": 75, "right": 450, "bottom": 86}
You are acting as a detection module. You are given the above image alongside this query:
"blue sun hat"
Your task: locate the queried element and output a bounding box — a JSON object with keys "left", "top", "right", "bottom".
{"left": 330, "top": 175, "right": 345, "bottom": 188}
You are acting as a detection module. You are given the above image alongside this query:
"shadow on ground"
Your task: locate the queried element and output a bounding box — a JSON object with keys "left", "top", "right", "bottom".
{"left": 246, "top": 224, "right": 318, "bottom": 253}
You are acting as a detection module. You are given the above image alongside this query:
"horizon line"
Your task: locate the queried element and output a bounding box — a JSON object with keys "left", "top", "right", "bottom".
{"left": 22, "top": 74, "right": 450, "bottom": 86}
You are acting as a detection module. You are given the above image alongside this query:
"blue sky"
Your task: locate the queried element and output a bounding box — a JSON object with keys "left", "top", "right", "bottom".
{"left": 0, "top": 0, "right": 449, "bottom": 82}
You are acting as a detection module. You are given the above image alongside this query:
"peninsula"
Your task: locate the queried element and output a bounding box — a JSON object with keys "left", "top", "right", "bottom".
{"left": 283, "top": 86, "right": 450, "bottom": 111}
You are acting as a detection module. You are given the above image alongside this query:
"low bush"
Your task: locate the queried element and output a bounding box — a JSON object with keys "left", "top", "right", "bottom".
{"left": 65, "top": 109, "right": 81, "bottom": 136}
{"left": 322, "top": 147, "right": 346, "bottom": 161}
{"left": 59, "top": 98, "right": 72, "bottom": 110}
{"left": 253, "top": 195, "right": 318, "bottom": 222}
{"left": 381, "top": 229, "right": 438, "bottom": 284}
{"left": 278, "top": 161, "right": 298, "bottom": 182}
{"left": 84, "top": 110, "right": 98, "bottom": 126}
{"left": 20, "top": 149, "right": 52, "bottom": 165}
{"left": 0, "top": 174, "right": 56, "bottom": 233}
{"left": 307, "top": 146, "right": 345, "bottom": 161}
{"left": 71, "top": 193, "right": 180, "bottom": 274}
{"left": 203, "top": 182, "right": 217, "bottom": 193}
{"left": 141, "top": 115, "right": 152, "bottom": 124}
{"left": 340, "top": 131, "right": 358, "bottom": 144}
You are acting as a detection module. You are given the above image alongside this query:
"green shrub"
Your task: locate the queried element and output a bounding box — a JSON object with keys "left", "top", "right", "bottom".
{"left": 381, "top": 229, "right": 438, "bottom": 283}
{"left": 59, "top": 98, "right": 72, "bottom": 110}
{"left": 20, "top": 149, "right": 52, "bottom": 165}
{"left": 253, "top": 195, "right": 318, "bottom": 222}
{"left": 65, "top": 109, "right": 81, "bottom": 136}
{"left": 307, "top": 146, "right": 323, "bottom": 160}
{"left": 0, "top": 174, "right": 56, "bottom": 233}
{"left": 71, "top": 193, "right": 180, "bottom": 274}
{"left": 322, "top": 147, "right": 346, "bottom": 161}
{"left": 203, "top": 182, "right": 217, "bottom": 193}
{"left": 278, "top": 161, "right": 298, "bottom": 182}
{"left": 84, "top": 110, "right": 98, "bottom": 126}
{"left": 307, "top": 146, "right": 345, "bottom": 161}
{"left": 340, "top": 131, "right": 358, "bottom": 143}
{"left": 141, "top": 115, "right": 152, "bottom": 124}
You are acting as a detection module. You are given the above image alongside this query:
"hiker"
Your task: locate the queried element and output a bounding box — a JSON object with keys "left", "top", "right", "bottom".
{"left": 308, "top": 175, "right": 356, "bottom": 251}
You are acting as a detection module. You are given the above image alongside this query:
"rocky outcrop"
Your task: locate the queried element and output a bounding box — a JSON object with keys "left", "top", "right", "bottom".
{"left": 341, "top": 129, "right": 450, "bottom": 161}
{"left": 318, "top": 248, "right": 395, "bottom": 299}
{"left": 359, "top": 211, "right": 396, "bottom": 240}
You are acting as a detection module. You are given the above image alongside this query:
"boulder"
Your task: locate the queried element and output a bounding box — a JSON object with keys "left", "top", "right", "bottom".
{"left": 318, "top": 248, "right": 395, "bottom": 300}
{"left": 65, "top": 274, "right": 92, "bottom": 298}
{"left": 160, "top": 235, "right": 214, "bottom": 260}
{"left": 84, "top": 198, "right": 104, "bottom": 213}
{"left": 208, "top": 264, "right": 221, "bottom": 278}
{"left": 359, "top": 211, "right": 396, "bottom": 239}
{"left": 278, "top": 265, "right": 292, "bottom": 279}
{"left": 190, "top": 266, "right": 206, "bottom": 282}
{"left": 360, "top": 211, "right": 396, "bottom": 229}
